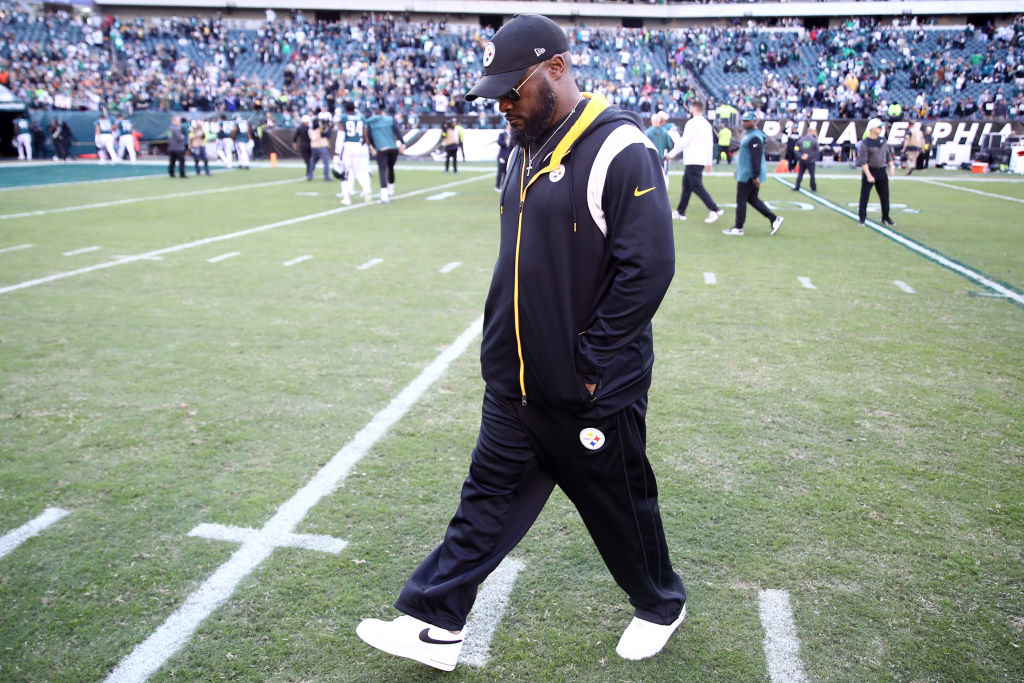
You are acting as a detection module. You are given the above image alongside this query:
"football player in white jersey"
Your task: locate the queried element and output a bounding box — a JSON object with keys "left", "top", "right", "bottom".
{"left": 335, "top": 101, "right": 373, "bottom": 205}
{"left": 233, "top": 117, "right": 252, "bottom": 169}
{"left": 116, "top": 113, "right": 137, "bottom": 162}
{"left": 13, "top": 115, "right": 31, "bottom": 160}
{"left": 95, "top": 112, "right": 117, "bottom": 163}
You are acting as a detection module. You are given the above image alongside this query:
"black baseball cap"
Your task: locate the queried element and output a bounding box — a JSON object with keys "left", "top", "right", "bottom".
{"left": 465, "top": 14, "right": 570, "bottom": 101}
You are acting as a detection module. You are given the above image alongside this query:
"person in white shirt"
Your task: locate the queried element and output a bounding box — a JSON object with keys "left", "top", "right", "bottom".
{"left": 667, "top": 99, "right": 724, "bottom": 224}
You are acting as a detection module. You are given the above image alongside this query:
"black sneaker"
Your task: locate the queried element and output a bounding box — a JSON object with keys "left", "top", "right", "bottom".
{"left": 882, "top": 218, "right": 897, "bottom": 227}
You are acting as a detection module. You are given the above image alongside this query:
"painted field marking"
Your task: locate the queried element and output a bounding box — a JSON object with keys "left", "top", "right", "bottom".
{"left": 460, "top": 557, "right": 525, "bottom": 667}
{"left": 62, "top": 246, "right": 102, "bottom": 256}
{"left": 188, "top": 523, "right": 347, "bottom": 554}
{"left": 440, "top": 261, "right": 462, "bottom": 274}
{"left": 893, "top": 280, "right": 916, "bottom": 293}
{"left": 283, "top": 255, "right": 313, "bottom": 267}
{"left": 206, "top": 252, "right": 240, "bottom": 264}
{"left": 921, "top": 178, "right": 1024, "bottom": 204}
{"left": 113, "top": 255, "right": 163, "bottom": 261}
{"left": 0, "top": 178, "right": 303, "bottom": 221}
{"left": 0, "top": 243, "right": 34, "bottom": 254}
{"left": 798, "top": 276, "right": 817, "bottom": 290}
{"left": 295, "top": 192, "right": 320, "bottom": 197}
{"left": 0, "top": 507, "right": 70, "bottom": 561}
{"left": 703, "top": 272, "right": 717, "bottom": 285}
{"left": 759, "top": 589, "right": 808, "bottom": 683}
{"left": 104, "top": 315, "right": 484, "bottom": 683}
{"left": 357, "top": 258, "right": 383, "bottom": 271}
{"left": 775, "top": 176, "right": 1024, "bottom": 308}
{"left": 426, "top": 191, "right": 458, "bottom": 201}
{"left": 1, "top": 173, "right": 489, "bottom": 297}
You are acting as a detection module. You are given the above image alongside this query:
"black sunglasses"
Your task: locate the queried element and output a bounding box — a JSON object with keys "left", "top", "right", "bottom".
{"left": 503, "top": 63, "right": 544, "bottom": 102}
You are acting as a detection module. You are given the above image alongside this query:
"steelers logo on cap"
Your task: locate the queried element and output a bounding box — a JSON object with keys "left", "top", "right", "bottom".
{"left": 579, "top": 428, "right": 605, "bottom": 451}
{"left": 483, "top": 42, "right": 495, "bottom": 67}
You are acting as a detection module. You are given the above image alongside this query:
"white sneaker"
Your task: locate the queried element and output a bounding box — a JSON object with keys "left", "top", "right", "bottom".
{"left": 722, "top": 227, "right": 744, "bottom": 236}
{"left": 705, "top": 209, "right": 725, "bottom": 224}
{"left": 770, "top": 216, "right": 784, "bottom": 236}
{"left": 340, "top": 196, "right": 351, "bottom": 205}
{"left": 356, "top": 615, "right": 464, "bottom": 672}
{"left": 671, "top": 211, "right": 687, "bottom": 221}
{"left": 616, "top": 604, "right": 686, "bottom": 661}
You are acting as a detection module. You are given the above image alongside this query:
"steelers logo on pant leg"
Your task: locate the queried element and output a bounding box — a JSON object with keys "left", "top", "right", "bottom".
{"left": 579, "top": 428, "right": 605, "bottom": 451}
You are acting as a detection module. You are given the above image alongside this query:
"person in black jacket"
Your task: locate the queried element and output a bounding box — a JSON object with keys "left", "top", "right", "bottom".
{"left": 292, "top": 115, "right": 312, "bottom": 176}
{"left": 495, "top": 122, "right": 512, "bottom": 191}
{"left": 166, "top": 116, "right": 187, "bottom": 178}
{"left": 357, "top": 14, "right": 686, "bottom": 673}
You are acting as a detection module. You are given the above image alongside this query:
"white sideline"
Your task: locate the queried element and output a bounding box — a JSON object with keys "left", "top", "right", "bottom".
{"left": 460, "top": 557, "right": 525, "bottom": 667}
{"left": 0, "top": 178, "right": 303, "bottom": 221}
{"left": 759, "top": 589, "right": 808, "bottom": 683}
{"left": 920, "top": 178, "right": 1024, "bottom": 204}
{"left": 104, "top": 315, "right": 484, "bottom": 683}
{"left": 0, "top": 507, "right": 70, "bottom": 561}
{"left": 0, "top": 172, "right": 490, "bottom": 296}
{"left": 774, "top": 176, "right": 1024, "bottom": 306}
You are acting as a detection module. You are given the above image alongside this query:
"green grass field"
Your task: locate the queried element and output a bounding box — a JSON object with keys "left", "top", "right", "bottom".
{"left": 1, "top": 159, "right": 1022, "bottom": 682}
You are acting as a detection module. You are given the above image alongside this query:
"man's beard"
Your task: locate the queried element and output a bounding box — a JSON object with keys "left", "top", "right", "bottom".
{"left": 509, "top": 79, "right": 558, "bottom": 148}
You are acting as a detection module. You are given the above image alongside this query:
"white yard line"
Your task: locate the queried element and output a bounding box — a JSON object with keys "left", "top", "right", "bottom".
{"left": 0, "top": 178, "right": 303, "bottom": 221}
{"left": 460, "top": 557, "right": 525, "bottom": 667}
{"left": 0, "top": 173, "right": 489, "bottom": 296}
{"left": 206, "top": 252, "right": 240, "bottom": 264}
{"left": 893, "top": 280, "right": 916, "bottom": 293}
{"left": 0, "top": 243, "right": 34, "bottom": 254}
{"left": 759, "top": 589, "right": 808, "bottom": 683}
{"left": 283, "top": 255, "right": 313, "bottom": 267}
{"left": 920, "top": 178, "right": 1024, "bottom": 204}
{"left": 63, "top": 246, "right": 102, "bottom": 256}
{"left": 0, "top": 508, "right": 70, "bottom": 561}
{"left": 357, "top": 258, "right": 383, "bottom": 271}
{"left": 105, "top": 315, "right": 484, "bottom": 683}
{"left": 440, "top": 261, "right": 462, "bottom": 274}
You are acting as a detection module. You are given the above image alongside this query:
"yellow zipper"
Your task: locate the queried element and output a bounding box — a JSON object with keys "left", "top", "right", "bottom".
{"left": 511, "top": 93, "right": 609, "bottom": 406}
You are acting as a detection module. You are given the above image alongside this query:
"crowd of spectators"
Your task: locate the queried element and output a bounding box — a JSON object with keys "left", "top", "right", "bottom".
{"left": 2, "top": 0, "right": 1022, "bottom": 126}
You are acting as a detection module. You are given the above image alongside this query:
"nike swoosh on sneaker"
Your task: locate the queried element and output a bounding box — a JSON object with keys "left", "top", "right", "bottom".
{"left": 418, "top": 628, "right": 463, "bottom": 645}
{"left": 634, "top": 186, "right": 655, "bottom": 197}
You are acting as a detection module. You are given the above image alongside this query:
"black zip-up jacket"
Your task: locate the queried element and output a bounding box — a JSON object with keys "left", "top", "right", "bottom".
{"left": 481, "top": 94, "right": 675, "bottom": 418}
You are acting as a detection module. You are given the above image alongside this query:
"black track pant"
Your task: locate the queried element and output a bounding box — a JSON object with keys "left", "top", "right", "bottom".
{"left": 794, "top": 159, "right": 816, "bottom": 191}
{"left": 376, "top": 147, "right": 399, "bottom": 186}
{"left": 859, "top": 168, "right": 891, "bottom": 223}
{"left": 735, "top": 180, "right": 777, "bottom": 229}
{"left": 168, "top": 151, "right": 186, "bottom": 178}
{"left": 677, "top": 164, "right": 719, "bottom": 215}
{"left": 395, "top": 389, "right": 686, "bottom": 630}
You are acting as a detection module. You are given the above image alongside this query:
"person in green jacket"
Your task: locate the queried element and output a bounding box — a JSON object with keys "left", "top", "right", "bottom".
{"left": 722, "top": 112, "right": 783, "bottom": 236}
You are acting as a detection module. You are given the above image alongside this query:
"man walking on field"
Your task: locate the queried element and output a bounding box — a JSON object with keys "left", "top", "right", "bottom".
{"left": 668, "top": 99, "right": 724, "bottom": 224}
{"left": 356, "top": 13, "right": 687, "bottom": 673}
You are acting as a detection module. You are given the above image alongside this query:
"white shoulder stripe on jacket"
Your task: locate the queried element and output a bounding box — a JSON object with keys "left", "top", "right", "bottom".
{"left": 586, "top": 124, "right": 658, "bottom": 237}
